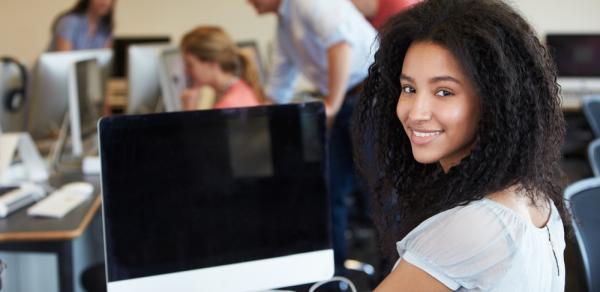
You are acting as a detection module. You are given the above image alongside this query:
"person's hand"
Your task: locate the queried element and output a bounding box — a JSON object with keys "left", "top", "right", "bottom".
{"left": 180, "top": 88, "right": 200, "bottom": 110}
{"left": 324, "top": 98, "right": 340, "bottom": 129}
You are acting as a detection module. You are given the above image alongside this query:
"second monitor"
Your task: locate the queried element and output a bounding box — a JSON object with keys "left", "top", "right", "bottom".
{"left": 68, "top": 58, "right": 102, "bottom": 157}
{"left": 126, "top": 44, "right": 173, "bottom": 115}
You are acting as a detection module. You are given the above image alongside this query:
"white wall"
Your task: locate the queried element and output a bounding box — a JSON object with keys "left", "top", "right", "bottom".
{"left": 2, "top": 0, "right": 600, "bottom": 65}
{"left": 508, "top": 0, "right": 600, "bottom": 35}
{"left": 0, "top": 0, "right": 277, "bottom": 66}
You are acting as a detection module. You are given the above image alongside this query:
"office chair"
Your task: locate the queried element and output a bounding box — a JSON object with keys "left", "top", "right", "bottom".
{"left": 582, "top": 95, "right": 600, "bottom": 138}
{"left": 588, "top": 138, "right": 600, "bottom": 177}
{"left": 81, "top": 263, "right": 105, "bottom": 292}
{"left": 565, "top": 177, "right": 600, "bottom": 292}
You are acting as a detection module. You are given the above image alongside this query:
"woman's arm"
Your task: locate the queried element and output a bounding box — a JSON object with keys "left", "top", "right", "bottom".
{"left": 375, "top": 260, "right": 451, "bottom": 292}
{"left": 55, "top": 36, "right": 73, "bottom": 51}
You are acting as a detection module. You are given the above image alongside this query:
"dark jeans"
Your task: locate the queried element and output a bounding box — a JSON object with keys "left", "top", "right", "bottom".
{"left": 328, "top": 89, "right": 360, "bottom": 275}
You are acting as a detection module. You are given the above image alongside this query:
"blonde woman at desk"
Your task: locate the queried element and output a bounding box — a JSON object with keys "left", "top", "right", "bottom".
{"left": 49, "top": 0, "right": 115, "bottom": 51}
{"left": 179, "top": 26, "right": 263, "bottom": 110}
{"left": 353, "top": 0, "right": 567, "bottom": 291}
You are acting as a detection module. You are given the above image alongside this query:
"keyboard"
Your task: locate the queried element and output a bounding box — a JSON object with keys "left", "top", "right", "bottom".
{"left": 27, "top": 187, "right": 92, "bottom": 218}
{"left": 0, "top": 184, "right": 46, "bottom": 218}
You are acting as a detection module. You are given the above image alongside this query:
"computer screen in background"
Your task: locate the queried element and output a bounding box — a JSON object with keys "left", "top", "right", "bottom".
{"left": 159, "top": 48, "right": 186, "bottom": 112}
{"left": 68, "top": 58, "right": 102, "bottom": 157}
{"left": 546, "top": 34, "right": 600, "bottom": 110}
{"left": 127, "top": 44, "right": 173, "bottom": 115}
{"left": 99, "top": 102, "right": 333, "bottom": 292}
{"left": 112, "top": 36, "right": 171, "bottom": 78}
{"left": 546, "top": 34, "right": 600, "bottom": 77}
{"left": 28, "top": 49, "right": 112, "bottom": 140}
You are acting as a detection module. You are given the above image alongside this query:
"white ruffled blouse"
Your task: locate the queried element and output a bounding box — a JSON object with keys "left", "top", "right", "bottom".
{"left": 394, "top": 198, "right": 565, "bottom": 291}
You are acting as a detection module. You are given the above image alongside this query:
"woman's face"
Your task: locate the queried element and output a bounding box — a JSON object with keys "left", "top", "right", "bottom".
{"left": 89, "top": 0, "right": 113, "bottom": 16}
{"left": 183, "top": 52, "right": 215, "bottom": 88}
{"left": 397, "top": 41, "right": 481, "bottom": 172}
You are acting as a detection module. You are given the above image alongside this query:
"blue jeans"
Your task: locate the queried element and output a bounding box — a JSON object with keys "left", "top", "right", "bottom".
{"left": 328, "top": 90, "right": 360, "bottom": 275}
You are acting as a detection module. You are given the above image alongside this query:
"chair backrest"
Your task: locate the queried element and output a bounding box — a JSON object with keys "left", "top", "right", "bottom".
{"left": 565, "top": 177, "right": 600, "bottom": 292}
{"left": 589, "top": 139, "right": 600, "bottom": 177}
{"left": 582, "top": 95, "right": 600, "bottom": 138}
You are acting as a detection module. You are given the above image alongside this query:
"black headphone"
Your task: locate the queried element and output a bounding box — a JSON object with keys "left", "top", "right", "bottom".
{"left": 0, "top": 57, "right": 27, "bottom": 113}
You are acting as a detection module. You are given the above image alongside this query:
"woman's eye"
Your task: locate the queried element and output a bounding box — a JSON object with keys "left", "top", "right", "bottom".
{"left": 435, "top": 89, "right": 454, "bottom": 97}
{"left": 401, "top": 85, "right": 415, "bottom": 94}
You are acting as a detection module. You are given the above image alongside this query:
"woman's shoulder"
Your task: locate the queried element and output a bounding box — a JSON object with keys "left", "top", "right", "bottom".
{"left": 394, "top": 199, "right": 528, "bottom": 289}
{"left": 57, "top": 13, "right": 85, "bottom": 25}
{"left": 395, "top": 196, "right": 565, "bottom": 290}
{"left": 397, "top": 198, "right": 530, "bottom": 257}
{"left": 215, "top": 80, "right": 261, "bottom": 109}
{"left": 54, "top": 13, "right": 84, "bottom": 33}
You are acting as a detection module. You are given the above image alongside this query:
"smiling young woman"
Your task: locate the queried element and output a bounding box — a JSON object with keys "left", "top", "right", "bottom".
{"left": 353, "top": 0, "right": 567, "bottom": 291}
{"left": 397, "top": 41, "right": 481, "bottom": 172}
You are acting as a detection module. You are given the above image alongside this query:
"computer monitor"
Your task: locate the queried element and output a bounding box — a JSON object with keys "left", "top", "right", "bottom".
{"left": 99, "top": 102, "right": 333, "bottom": 292}
{"left": 112, "top": 36, "right": 171, "bottom": 78}
{"left": 546, "top": 34, "right": 600, "bottom": 91}
{"left": 546, "top": 34, "right": 600, "bottom": 77}
{"left": 28, "top": 49, "right": 112, "bottom": 139}
{"left": 158, "top": 47, "right": 186, "bottom": 112}
{"left": 127, "top": 44, "right": 172, "bottom": 115}
{"left": 68, "top": 58, "right": 102, "bottom": 156}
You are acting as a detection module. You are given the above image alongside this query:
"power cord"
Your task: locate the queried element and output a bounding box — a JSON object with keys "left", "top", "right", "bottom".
{"left": 308, "top": 276, "right": 357, "bottom": 292}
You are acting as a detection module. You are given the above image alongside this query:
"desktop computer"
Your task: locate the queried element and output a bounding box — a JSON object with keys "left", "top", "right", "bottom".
{"left": 98, "top": 102, "right": 334, "bottom": 291}
{"left": 105, "top": 36, "right": 170, "bottom": 114}
{"left": 112, "top": 36, "right": 171, "bottom": 78}
{"left": 28, "top": 49, "right": 112, "bottom": 140}
{"left": 158, "top": 47, "right": 187, "bottom": 112}
{"left": 546, "top": 34, "right": 600, "bottom": 109}
{"left": 67, "top": 58, "right": 102, "bottom": 157}
{"left": 127, "top": 44, "right": 173, "bottom": 114}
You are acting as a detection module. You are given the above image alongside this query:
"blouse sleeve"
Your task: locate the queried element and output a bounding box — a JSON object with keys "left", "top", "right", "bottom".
{"left": 54, "top": 14, "right": 78, "bottom": 42}
{"left": 396, "top": 201, "right": 523, "bottom": 290}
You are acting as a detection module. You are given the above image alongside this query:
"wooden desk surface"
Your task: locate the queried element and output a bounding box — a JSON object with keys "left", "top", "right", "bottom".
{"left": 0, "top": 173, "right": 101, "bottom": 242}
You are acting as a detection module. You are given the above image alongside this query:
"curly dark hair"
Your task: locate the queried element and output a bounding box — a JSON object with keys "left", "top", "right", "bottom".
{"left": 352, "top": 0, "right": 566, "bottom": 270}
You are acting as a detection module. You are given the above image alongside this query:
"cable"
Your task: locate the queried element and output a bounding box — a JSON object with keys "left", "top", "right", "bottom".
{"left": 308, "top": 276, "right": 357, "bottom": 292}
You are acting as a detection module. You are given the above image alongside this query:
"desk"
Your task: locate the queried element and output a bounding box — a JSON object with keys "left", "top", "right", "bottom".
{"left": 0, "top": 173, "right": 101, "bottom": 292}
{"left": 562, "top": 97, "right": 582, "bottom": 112}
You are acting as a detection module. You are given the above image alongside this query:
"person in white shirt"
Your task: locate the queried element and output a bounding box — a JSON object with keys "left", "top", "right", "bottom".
{"left": 352, "top": 0, "right": 567, "bottom": 290}
{"left": 247, "top": 0, "right": 377, "bottom": 274}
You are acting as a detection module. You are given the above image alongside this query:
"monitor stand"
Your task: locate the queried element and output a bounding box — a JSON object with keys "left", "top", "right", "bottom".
{"left": 47, "top": 112, "right": 83, "bottom": 174}
{"left": 0, "top": 132, "right": 49, "bottom": 186}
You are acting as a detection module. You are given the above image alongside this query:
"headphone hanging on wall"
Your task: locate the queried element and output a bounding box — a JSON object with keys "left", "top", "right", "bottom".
{"left": 0, "top": 57, "right": 28, "bottom": 113}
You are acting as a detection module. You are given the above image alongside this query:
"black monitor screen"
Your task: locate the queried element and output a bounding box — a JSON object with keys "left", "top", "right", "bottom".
{"left": 546, "top": 34, "right": 600, "bottom": 77}
{"left": 99, "top": 102, "right": 330, "bottom": 282}
{"left": 112, "top": 36, "right": 170, "bottom": 77}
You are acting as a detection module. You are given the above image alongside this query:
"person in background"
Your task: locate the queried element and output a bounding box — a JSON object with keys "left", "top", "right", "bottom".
{"left": 180, "top": 26, "right": 263, "bottom": 110}
{"left": 353, "top": 0, "right": 567, "bottom": 290}
{"left": 48, "top": 0, "right": 114, "bottom": 51}
{"left": 246, "top": 0, "right": 377, "bottom": 275}
{"left": 351, "top": 0, "right": 421, "bottom": 29}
